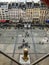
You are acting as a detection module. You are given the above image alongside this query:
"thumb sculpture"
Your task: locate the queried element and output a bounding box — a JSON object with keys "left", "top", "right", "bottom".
{"left": 22, "top": 48, "right": 28, "bottom": 62}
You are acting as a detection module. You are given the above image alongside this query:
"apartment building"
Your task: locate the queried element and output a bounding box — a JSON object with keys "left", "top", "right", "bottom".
{"left": 45, "top": 7, "right": 49, "bottom": 21}
{"left": 0, "top": 2, "right": 9, "bottom": 20}
{"left": 0, "top": 1, "right": 49, "bottom": 24}
{"left": 8, "top": 2, "right": 26, "bottom": 22}
{"left": 40, "top": 1, "right": 47, "bottom": 24}
{"left": 32, "top": 3, "right": 40, "bottom": 24}
{"left": 26, "top": 1, "right": 48, "bottom": 24}
{"left": 26, "top": 2, "right": 34, "bottom": 22}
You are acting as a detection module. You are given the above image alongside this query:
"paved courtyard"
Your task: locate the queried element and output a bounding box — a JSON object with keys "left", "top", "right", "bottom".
{"left": 0, "top": 27, "right": 49, "bottom": 65}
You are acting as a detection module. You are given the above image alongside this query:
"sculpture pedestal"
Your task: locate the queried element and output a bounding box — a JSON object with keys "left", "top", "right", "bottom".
{"left": 19, "top": 55, "right": 30, "bottom": 64}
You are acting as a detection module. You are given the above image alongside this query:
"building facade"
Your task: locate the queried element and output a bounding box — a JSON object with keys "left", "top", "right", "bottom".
{"left": 0, "top": 2, "right": 9, "bottom": 20}
{"left": 0, "top": 1, "right": 49, "bottom": 24}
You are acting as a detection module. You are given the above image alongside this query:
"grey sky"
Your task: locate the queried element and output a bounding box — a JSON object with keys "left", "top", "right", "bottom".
{"left": 0, "top": 0, "right": 40, "bottom": 3}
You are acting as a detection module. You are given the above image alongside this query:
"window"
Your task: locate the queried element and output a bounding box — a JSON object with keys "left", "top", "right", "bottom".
{"left": 16, "top": 3, "right": 18, "bottom": 6}
{"left": 12, "top": 3, "right": 15, "bottom": 6}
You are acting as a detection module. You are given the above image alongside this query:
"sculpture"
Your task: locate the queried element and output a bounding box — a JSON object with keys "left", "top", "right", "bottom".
{"left": 22, "top": 48, "right": 28, "bottom": 61}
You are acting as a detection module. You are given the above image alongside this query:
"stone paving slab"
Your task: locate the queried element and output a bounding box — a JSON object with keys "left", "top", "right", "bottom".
{"left": 17, "top": 37, "right": 32, "bottom": 43}
{"left": 0, "top": 37, "right": 16, "bottom": 44}
{"left": 0, "top": 44, "right": 14, "bottom": 53}
{"left": 0, "top": 28, "right": 49, "bottom": 65}
{"left": 15, "top": 44, "right": 34, "bottom": 53}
